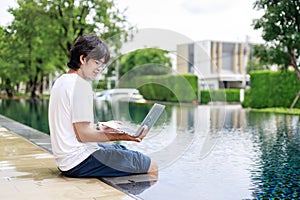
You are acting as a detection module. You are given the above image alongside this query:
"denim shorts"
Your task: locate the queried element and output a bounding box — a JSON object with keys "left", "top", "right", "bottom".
{"left": 60, "top": 143, "right": 151, "bottom": 178}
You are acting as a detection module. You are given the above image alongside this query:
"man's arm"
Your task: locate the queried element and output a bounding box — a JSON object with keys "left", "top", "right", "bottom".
{"left": 73, "top": 122, "right": 147, "bottom": 143}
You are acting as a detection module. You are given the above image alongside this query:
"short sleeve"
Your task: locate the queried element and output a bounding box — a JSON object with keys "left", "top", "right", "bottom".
{"left": 71, "top": 77, "right": 94, "bottom": 123}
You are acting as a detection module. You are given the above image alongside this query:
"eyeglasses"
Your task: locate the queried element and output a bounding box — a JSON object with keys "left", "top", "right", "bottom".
{"left": 94, "top": 59, "right": 108, "bottom": 72}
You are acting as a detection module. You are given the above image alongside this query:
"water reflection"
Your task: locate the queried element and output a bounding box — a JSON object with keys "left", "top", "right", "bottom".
{"left": 248, "top": 113, "right": 300, "bottom": 199}
{"left": 94, "top": 101, "right": 202, "bottom": 169}
{"left": 0, "top": 99, "right": 49, "bottom": 134}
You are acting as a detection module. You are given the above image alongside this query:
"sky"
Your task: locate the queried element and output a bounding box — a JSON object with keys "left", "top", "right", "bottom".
{"left": 0, "top": 0, "right": 264, "bottom": 43}
{"left": 115, "top": 0, "right": 264, "bottom": 43}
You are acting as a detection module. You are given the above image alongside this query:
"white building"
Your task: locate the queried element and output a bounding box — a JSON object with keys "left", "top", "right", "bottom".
{"left": 177, "top": 40, "right": 254, "bottom": 89}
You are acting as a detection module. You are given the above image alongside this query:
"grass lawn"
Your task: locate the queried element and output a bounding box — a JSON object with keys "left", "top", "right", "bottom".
{"left": 249, "top": 107, "right": 300, "bottom": 115}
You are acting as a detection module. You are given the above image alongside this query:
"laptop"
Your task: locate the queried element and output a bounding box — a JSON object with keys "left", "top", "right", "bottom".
{"left": 100, "top": 103, "right": 165, "bottom": 137}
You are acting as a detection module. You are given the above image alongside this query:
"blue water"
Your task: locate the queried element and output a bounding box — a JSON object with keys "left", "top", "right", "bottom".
{"left": 0, "top": 99, "right": 299, "bottom": 199}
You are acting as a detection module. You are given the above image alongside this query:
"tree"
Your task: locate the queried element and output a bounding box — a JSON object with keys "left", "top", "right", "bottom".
{"left": 117, "top": 48, "right": 172, "bottom": 78}
{"left": 246, "top": 58, "right": 269, "bottom": 73}
{"left": 252, "top": 0, "right": 300, "bottom": 80}
{"left": 0, "top": 27, "right": 27, "bottom": 98}
{"left": 46, "top": 0, "right": 129, "bottom": 59}
{"left": 7, "top": 0, "right": 55, "bottom": 99}
{"left": 3, "top": 0, "right": 130, "bottom": 98}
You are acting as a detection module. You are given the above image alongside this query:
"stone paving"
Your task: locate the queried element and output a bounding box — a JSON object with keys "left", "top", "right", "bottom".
{"left": 0, "top": 118, "right": 135, "bottom": 200}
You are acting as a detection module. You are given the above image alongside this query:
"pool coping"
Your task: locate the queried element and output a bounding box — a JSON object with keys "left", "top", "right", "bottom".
{"left": 0, "top": 114, "right": 52, "bottom": 153}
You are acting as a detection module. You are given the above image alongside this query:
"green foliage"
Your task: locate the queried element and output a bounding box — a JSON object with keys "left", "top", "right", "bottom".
{"left": 119, "top": 74, "right": 198, "bottom": 103}
{"left": 252, "top": 0, "right": 300, "bottom": 79}
{"left": 253, "top": 44, "right": 290, "bottom": 69}
{"left": 93, "top": 79, "right": 108, "bottom": 92}
{"left": 0, "top": 0, "right": 130, "bottom": 98}
{"left": 222, "top": 89, "right": 240, "bottom": 102}
{"left": 249, "top": 107, "right": 300, "bottom": 116}
{"left": 241, "top": 89, "right": 251, "bottom": 108}
{"left": 117, "top": 48, "right": 172, "bottom": 77}
{"left": 246, "top": 59, "right": 267, "bottom": 73}
{"left": 6, "top": 0, "right": 57, "bottom": 98}
{"left": 200, "top": 89, "right": 240, "bottom": 104}
{"left": 244, "top": 70, "right": 300, "bottom": 108}
{"left": 0, "top": 27, "right": 27, "bottom": 97}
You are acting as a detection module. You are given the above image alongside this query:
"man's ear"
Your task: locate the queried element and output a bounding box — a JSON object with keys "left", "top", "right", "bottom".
{"left": 79, "top": 55, "right": 86, "bottom": 65}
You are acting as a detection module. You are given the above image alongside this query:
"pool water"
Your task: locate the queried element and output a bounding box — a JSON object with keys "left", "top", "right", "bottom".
{"left": 109, "top": 104, "right": 300, "bottom": 200}
{"left": 0, "top": 99, "right": 299, "bottom": 199}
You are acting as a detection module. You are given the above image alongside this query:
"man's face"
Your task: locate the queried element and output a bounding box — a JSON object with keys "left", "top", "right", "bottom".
{"left": 81, "top": 57, "right": 106, "bottom": 80}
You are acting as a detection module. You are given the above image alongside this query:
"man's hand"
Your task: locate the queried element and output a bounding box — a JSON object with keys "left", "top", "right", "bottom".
{"left": 75, "top": 121, "right": 148, "bottom": 143}
{"left": 105, "top": 125, "right": 148, "bottom": 142}
{"left": 137, "top": 125, "right": 148, "bottom": 141}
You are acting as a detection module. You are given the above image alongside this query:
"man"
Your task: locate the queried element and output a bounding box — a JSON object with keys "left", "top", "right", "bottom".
{"left": 48, "top": 34, "right": 158, "bottom": 178}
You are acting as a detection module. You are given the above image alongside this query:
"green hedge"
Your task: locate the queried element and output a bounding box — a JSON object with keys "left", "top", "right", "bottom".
{"left": 243, "top": 70, "right": 300, "bottom": 108}
{"left": 119, "top": 74, "right": 198, "bottom": 102}
{"left": 200, "top": 89, "right": 240, "bottom": 104}
{"left": 118, "top": 73, "right": 243, "bottom": 103}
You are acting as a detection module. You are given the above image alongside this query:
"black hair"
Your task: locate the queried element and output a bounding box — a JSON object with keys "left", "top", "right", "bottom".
{"left": 67, "top": 34, "right": 110, "bottom": 70}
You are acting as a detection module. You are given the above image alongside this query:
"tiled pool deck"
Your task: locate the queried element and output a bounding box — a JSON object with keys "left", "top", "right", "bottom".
{"left": 0, "top": 114, "right": 136, "bottom": 200}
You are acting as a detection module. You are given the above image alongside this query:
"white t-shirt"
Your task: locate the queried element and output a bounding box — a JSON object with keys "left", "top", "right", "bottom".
{"left": 48, "top": 74, "right": 100, "bottom": 171}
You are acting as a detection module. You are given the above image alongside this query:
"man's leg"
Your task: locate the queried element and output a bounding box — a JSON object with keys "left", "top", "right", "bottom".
{"left": 147, "top": 160, "right": 158, "bottom": 179}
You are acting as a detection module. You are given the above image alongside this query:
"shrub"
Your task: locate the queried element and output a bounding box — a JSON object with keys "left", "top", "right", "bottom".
{"left": 200, "top": 89, "right": 240, "bottom": 104}
{"left": 245, "top": 70, "right": 300, "bottom": 108}
{"left": 119, "top": 74, "right": 198, "bottom": 103}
